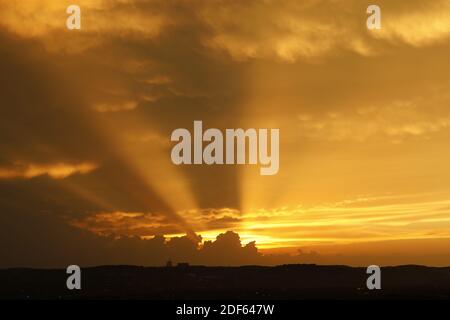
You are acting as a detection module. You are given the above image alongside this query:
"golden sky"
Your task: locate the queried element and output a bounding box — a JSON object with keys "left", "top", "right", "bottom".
{"left": 1, "top": 0, "right": 450, "bottom": 267}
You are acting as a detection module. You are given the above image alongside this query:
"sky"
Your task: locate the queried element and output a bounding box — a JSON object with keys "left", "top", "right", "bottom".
{"left": 1, "top": 0, "right": 450, "bottom": 267}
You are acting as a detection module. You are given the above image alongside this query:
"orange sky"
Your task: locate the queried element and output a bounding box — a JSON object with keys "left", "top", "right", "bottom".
{"left": 1, "top": 0, "right": 450, "bottom": 267}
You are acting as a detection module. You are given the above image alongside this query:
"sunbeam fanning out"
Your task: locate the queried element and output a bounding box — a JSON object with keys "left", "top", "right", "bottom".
{"left": 1, "top": 0, "right": 450, "bottom": 268}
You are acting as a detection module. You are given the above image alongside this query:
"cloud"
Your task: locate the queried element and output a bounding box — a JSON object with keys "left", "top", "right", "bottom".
{"left": 0, "top": 205, "right": 265, "bottom": 267}
{"left": 374, "top": 1, "right": 450, "bottom": 47}
{"left": 67, "top": 194, "right": 450, "bottom": 253}
{"left": 2, "top": 0, "right": 450, "bottom": 59}
{"left": 235, "top": 196, "right": 450, "bottom": 249}
{"left": 70, "top": 211, "right": 175, "bottom": 236}
{"left": 200, "top": 0, "right": 450, "bottom": 62}
{"left": 0, "top": 0, "right": 170, "bottom": 52}
{"left": 296, "top": 98, "right": 450, "bottom": 142}
{"left": 70, "top": 207, "right": 242, "bottom": 238}
{"left": 2, "top": 208, "right": 450, "bottom": 267}
{"left": 0, "top": 162, "right": 98, "bottom": 179}
{"left": 199, "top": 0, "right": 373, "bottom": 61}
{"left": 93, "top": 100, "right": 139, "bottom": 113}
